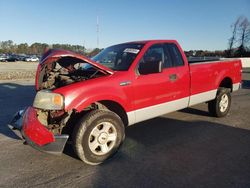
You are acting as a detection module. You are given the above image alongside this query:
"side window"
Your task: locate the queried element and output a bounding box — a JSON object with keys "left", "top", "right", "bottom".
{"left": 142, "top": 44, "right": 164, "bottom": 64}
{"left": 167, "top": 44, "right": 184, "bottom": 67}
{"left": 137, "top": 44, "right": 164, "bottom": 74}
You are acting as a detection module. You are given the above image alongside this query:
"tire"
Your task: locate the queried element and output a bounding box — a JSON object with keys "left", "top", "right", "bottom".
{"left": 208, "top": 88, "right": 231, "bottom": 117}
{"left": 72, "top": 110, "right": 125, "bottom": 165}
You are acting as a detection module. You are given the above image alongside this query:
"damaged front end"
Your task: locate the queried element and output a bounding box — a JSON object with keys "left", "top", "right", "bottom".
{"left": 36, "top": 49, "right": 113, "bottom": 91}
{"left": 9, "top": 107, "right": 69, "bottom": 154}
{"left": 9, "top": 49, "right": 113, "bottom": 155}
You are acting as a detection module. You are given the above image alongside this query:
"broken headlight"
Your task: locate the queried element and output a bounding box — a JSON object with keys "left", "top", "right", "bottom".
{"left": 33, "top": 90, "right": 64, "bottom": 110}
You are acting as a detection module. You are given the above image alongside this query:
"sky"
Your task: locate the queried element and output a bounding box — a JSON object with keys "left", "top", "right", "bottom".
{"left": 0, "top": 0, "right": 250, "bottom": 50}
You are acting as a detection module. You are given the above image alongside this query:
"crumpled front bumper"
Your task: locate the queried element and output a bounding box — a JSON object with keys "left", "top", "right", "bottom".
{"left": 9, "top": 107, "right": 69, "bottom": 155}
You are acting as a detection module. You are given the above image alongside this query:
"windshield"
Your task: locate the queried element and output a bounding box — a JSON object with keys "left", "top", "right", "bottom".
{"left": 92, "top": 43, "right": 144, "bottom": 71}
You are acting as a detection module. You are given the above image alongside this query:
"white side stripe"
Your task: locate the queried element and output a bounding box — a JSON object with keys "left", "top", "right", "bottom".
{"left": 188, "top": 89, "right": 217, "bottom": 107}
{"left": 127, "top": 89, "right": 220, "bottom": 126}
{"left": 127, "top": 84, "right": 240, "bottom": 126}
{"left": 232, "top": 83, "right": 241, "bottom": 91}
{"left": 127, "top": 97, "right": 189, "bottom": 126}
{"left": 127, "top": 111, "right": 136, "bottom": 126}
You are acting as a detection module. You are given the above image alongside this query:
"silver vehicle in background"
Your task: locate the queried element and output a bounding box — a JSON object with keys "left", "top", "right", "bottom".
{"left": 25, "top": 56, "right": 39, "bottom": 62}
{"left": 0, "top": 54, "right": 8, "bottom": 62}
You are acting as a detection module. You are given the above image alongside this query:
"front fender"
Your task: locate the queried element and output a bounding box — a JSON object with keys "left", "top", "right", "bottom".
{"left": 55, "top": 83, "right": 132, "bottom": 113}
{"left": 72, "top": 93, "right": 129, "bottom": 113}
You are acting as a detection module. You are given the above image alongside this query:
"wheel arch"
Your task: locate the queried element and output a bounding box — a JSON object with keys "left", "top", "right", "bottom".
{"left": 218, "top": 77, "right": 233, "bottom": 92}
{"left": 94, "top": 100, "right": 129, "bottom": 127}
{"left": 71, "top": 99, "right": 129, "bottom": 127}
{"left": 62, "top": 99, "right": 129, "bottom": 142}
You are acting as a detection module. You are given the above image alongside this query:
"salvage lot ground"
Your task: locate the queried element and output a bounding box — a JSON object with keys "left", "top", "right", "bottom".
{"left": 0, "top": 67, "right": 250, "bottom": 187}
{"left": 0, "top": 62, "right": 38, "bottom": 80}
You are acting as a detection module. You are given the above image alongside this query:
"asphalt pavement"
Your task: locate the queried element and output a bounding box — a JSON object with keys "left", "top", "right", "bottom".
{"left": 0, "top": 73, "right": 250, "bottom": 188}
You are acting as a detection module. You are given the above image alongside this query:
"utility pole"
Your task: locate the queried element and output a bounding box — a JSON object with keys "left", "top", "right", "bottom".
{"left": 96, "top": 15, "right": 99, "bottom": 49}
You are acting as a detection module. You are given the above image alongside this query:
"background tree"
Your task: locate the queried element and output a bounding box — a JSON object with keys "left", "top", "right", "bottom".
{"left": 0, "top": 40, "right": 15, "bottom": 53}
{"left": 227, "top": 16, "right": 250, "bottom": 57}
{"left": 88, "top": 48, "right": 102, "bottom": 57}
{"left": 30, "top": 43, "right": 49, "bottom": 55}
{"left": 235, "top": 17, "right": 250, "bottom": 57}
{"left": 227, "top": 16, "right": 242, "bottom": 57}
{"left": 17, "top": 43, "right": 29, "bottom": 54}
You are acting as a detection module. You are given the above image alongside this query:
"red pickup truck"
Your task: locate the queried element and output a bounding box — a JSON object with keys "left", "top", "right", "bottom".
{"left": 10, "top": 40, "right": 242, "bottom": 165}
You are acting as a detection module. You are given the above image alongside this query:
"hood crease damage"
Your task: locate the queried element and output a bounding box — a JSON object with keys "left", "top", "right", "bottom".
{"left": 37, "top": 49, "right": 113, "bottom": 90}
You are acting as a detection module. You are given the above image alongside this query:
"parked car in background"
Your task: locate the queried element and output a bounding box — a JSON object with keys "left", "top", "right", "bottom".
{"left": 0, "top": 55, "right": 8, "bottom": 62}
{"left": 6, "top": 55, "right": 19, "bottom": 62}
{"left": 25, "top": 56, "right": 39, "bottom": 62}
{"left": 18, "top": 55, "right": 28, "bottom": 61}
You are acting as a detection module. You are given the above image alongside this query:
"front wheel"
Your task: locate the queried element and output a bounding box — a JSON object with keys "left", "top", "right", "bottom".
{"left": 72, "top": 110, "right": 125, "bottom": 165}
{"left": 208, "top": 88, "right": 231, "bottom": 117}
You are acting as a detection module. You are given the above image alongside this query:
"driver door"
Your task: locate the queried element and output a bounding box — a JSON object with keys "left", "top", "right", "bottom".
{"left": 132, "top": 44, "right": 178, "bottom": 123}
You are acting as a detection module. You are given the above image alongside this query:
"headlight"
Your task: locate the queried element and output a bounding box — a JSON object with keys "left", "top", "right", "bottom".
{"left": 33, "top": 90, "right": 64, "bottom": 110}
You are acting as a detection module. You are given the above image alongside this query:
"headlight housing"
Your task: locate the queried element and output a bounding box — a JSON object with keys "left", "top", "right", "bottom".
{"left": 33, "top": 90, "right": 64, "bottom": 110}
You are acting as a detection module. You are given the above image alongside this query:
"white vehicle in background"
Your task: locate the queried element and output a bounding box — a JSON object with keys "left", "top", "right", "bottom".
{"left": 25, "top": 56, "right": 39, "bottom": 62}
{"left": 0, "top": 55, "right": 8, "bottom": 62}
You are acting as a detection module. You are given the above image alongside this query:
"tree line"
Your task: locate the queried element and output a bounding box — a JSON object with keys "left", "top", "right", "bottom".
{"left": 184, "top": 50, "right": 225, "bottom": 58}
{"left": 0, "top": 40, "right": 235, "bottom": 58}
{"left": 0, "top": 40, "right": 102, "bottom": 57}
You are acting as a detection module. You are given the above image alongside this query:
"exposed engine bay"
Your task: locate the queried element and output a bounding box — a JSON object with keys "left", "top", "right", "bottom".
{"left": 38, "top": 56, "right": 107, "bottom": 90}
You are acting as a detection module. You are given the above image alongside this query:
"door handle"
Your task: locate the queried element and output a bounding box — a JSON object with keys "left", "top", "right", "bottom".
{"left": 169, "top": 74, "right": 177, "bottom": 81}
{"left": 120, "top": 81, "right": 131, "bottom": 86}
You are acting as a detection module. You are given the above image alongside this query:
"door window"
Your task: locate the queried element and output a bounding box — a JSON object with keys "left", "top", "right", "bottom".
{"left": 138, "top": 44, "right": 164, "bottom": 74}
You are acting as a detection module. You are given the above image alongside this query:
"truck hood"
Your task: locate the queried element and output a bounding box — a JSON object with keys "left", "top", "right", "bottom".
{"left": 39, "top": 49, "right": 114, "bottom": 74}
{"left": 35, "top": 49, "right": 114, "bottom": 90}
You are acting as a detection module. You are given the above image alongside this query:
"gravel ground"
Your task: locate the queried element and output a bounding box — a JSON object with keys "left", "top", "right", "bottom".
{"left": 0, "top": 62, "right": 37, "bottom": 80}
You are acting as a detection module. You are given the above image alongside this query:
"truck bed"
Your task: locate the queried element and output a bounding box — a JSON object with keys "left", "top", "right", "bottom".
{"left": 188, "top": 59, "right": 242, "bottom": 106}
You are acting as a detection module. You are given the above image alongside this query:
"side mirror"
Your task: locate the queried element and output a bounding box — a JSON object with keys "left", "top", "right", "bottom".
{"left": 138, "top": 60, "right": 163, "bottom": 75}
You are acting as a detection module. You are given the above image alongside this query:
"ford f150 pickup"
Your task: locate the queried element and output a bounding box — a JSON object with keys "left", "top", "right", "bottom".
{"left": 10, "top": 40, "right": 242, "bottom": 165}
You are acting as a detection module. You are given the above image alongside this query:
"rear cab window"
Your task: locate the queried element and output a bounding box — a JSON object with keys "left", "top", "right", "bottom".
{"left": 138, "top": 42, "right": 185, "bottom": 70}
{"left": 164, "top": 43, "right": 184, "bottom": 67}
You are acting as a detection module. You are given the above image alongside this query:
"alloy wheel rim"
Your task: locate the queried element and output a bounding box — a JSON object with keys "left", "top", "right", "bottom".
{"left": 88, "top": 122, "right": 117, "bottom": 155}
{"left": 219, "top": 94, "right": 229, "bottom": 112}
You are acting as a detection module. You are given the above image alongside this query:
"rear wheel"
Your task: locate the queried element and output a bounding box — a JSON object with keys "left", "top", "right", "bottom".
{"left": 208, "top": 88, "right": 231, "bottom": 117}
{"left": 72, "top": 110, "right": 125, "bottom": 165}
